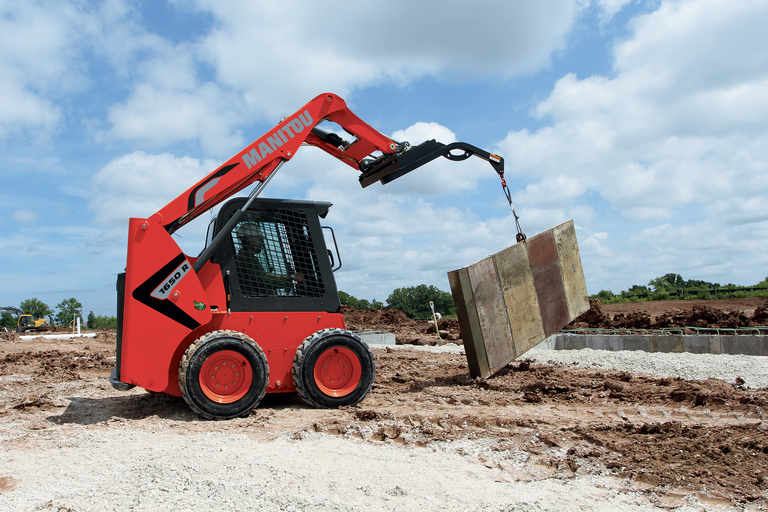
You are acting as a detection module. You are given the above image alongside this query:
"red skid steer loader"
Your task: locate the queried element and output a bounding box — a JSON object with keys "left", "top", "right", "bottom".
{"left": 111, "top": 93, "right": 516, "bottom": 419}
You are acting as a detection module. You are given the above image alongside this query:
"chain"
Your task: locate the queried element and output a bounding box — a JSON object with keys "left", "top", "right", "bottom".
{"left": 498, "top": 169, "right": 526, "bottom": 243}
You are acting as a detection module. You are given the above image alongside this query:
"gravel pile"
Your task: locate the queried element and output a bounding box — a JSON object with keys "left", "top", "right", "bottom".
{"left": 527, "top": 349, "right": 768, "bottom": 389}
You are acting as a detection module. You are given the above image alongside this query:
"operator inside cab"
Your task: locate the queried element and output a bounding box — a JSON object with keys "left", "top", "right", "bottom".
{"left": 233, "top": 222, "right": 303, "bottom": 297}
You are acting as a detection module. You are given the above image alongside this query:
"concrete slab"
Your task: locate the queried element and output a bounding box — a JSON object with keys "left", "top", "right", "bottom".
{"left": 20, "top": 333, "right": 97, "bottom": 340}
{"left": 550, "top": 333, "right": 767, "bottom": 356}
{"left": 719, "top": 335, "right": 768, "bottom": 356}
{"left": 354, "top": 331, "right": 396, "bottom": 346}
{"left": 682, "top": 336, "right": 718, "bottom": 354}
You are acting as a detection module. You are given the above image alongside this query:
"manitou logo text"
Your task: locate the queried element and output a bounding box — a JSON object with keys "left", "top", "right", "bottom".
{"left": 242, "top": 110, "right": 314, "bottom": 169}
{"left": 150, "top": 260, "right": 191, "bottom": 299}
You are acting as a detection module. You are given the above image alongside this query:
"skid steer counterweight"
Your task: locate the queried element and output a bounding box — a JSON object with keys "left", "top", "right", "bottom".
{"left": 112, "top": 92, "right": 520, "bottom": 420}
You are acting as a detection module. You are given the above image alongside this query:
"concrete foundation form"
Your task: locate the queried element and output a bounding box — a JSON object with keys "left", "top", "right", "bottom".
{"left": 547, "top": 333, "right": 768, "bottom": 356}
{"left": 354, "top": 330, "right": 396, "bottom": 346}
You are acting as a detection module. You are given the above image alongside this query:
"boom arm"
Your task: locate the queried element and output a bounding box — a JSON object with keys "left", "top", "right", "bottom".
{"left": 153, "top": 93, "right": 507, "bottom": 235}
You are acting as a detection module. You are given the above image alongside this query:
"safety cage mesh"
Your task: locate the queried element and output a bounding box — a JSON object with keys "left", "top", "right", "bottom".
{"left": 231, "top": 208, "right": 326, "bottom": 298}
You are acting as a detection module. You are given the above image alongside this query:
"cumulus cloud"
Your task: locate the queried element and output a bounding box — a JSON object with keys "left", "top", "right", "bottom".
{"left": 494, "top": 0, "right": 768, "bottom": 290}
{"left": 0, "top": 0, "right": 595, "bottom": 160}
{"left": 89, "top": 151, "right": 217, "bottom": 236}
{"left": 106, "top": 49, "right": 246, "bottom": 155}
{"left": 191, "top": 0, "right": 582, "bottom": 117}
{"left": 98, "top": 0, "right": 585, "bottom": 149}
{"left": 498, "top": 0, "right": 768, "bottom": 213}
{"left": 0, "top": 0, "right": 94, "bottom": 135}
{"left": 595, "top": 0, "right": 634, "bottom": 23}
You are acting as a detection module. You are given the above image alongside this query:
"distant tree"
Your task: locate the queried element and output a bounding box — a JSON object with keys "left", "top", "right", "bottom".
{"left": 683, "top": 279, "right": 713, "bottom": 291}
{"left": 338, "top": 291, "right": 353, "bottom": 305}
{"left": 386, "top": 284, "right": 455, "bottom": 320}
{"left": 1, "top": 312, "right": 15, "bottom": 330}
{"left": 19, "top": 298, "right": 53, "bottom": 319}
{"left": 87, "top": 311, "right": 97, "bottom": 329}
{"left": 649, "top": 273, "right": 685, "bottom": 293}
{"left": 629, "top": 284, "right": 650, "bottom": 295}
{"left": 90, "top": 314, "right": 117, "bottom": 329}
{"left": 338, "top": 291, "right": 383, "bottom": 310}
{"left": 55, "top": 297, "right": 83, "bottom": 326}
{"left": 593, "top": 290, "right": 615, "bottom": 301}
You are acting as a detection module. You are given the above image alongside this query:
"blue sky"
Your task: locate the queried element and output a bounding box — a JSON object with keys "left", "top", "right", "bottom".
{"left": 1, "top": 0, "right": 767, "bottom": 317}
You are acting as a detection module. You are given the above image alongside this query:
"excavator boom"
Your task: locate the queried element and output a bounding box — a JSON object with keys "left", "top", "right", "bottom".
{"left": 0, "top": 307, "right": 24, "bottom": 316}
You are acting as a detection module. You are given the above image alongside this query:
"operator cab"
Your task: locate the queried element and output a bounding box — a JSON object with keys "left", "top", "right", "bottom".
{"left": 206, "top": 197, "right": 341, "bottom": 313}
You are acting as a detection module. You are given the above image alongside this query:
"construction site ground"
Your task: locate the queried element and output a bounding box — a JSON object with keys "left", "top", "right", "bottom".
{"left": 1, "top": 298, "right": 767, "bottom": 511}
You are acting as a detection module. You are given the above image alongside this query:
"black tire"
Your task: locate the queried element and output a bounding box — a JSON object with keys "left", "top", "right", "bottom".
{"left": 179, "top": 330, "right": 269, "bottom": 420}
{"left": 292, "top": 328, "right": 375, "bottom": 408}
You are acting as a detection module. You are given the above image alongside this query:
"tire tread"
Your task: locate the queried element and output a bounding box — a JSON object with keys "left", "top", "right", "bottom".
{"left": 179, "top": 330, "right": 268, "bottom": 420}
{"left": 291, "top": 328, "right": 374, "bottom": 409}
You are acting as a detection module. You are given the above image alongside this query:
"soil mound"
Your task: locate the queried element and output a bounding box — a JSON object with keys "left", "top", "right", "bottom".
{"left": 568, "top": 299, "right": 768, "bottom": 330}
{"left": 341, "top": 305, "right": 413, "bottom": 329}
{"left": 342, "top": 306, "right": 462, "bottom": 345}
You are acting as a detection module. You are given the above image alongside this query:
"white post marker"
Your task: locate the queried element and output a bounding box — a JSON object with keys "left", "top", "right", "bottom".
{"left": 429, "top": 301, "right": 443, "bottom": 345}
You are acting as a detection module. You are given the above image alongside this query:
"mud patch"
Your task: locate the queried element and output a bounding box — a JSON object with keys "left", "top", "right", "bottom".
{"left": 0, "top": 350, "right": 113, "bottom": 381}
{"left": 0, "top": 476, "right": 19, "bottom": 494}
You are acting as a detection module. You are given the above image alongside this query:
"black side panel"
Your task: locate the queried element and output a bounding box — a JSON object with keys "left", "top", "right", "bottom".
{"left": 213, "top": 198, "right": 340, "bottom": 313}
{"left": 115, "top": 272, "right": 126, "bottom": 379}
{"left": 187, "top": 163, "right": 238, "bottom": 211}
{"left": 131, "top": 255, "right": 201, "bottom": 330}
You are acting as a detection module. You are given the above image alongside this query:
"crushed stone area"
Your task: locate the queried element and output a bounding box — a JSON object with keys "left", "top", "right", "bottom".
{"left": 0, "top": 299, "right": 767, "bottom": 511}
{"left": 528, "top": 349, "right": 768, "bottom": 389}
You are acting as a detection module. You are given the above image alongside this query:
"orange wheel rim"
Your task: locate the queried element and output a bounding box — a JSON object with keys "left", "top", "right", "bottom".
{"left": 199, "top": 350, "right": 252, "bottom": 404}
{"left": 313, "top": 346, "right": 361, "bottom": 397}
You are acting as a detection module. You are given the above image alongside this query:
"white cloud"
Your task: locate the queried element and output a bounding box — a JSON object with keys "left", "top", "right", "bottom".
{"left": 89, "top": 151, "right": 217, "bottom": 235}
{"left": 106, "top": 51, "right": 246, "bottom": 155}
{"left": 86, "top": 1, "right": 593, "bottom": 163}
{"left": 193, "top": 0, "right": 582, "bottom": 113}
{"left": 595, "top": 0, "right": 634, "bottom": 23}
{"left": 494, "top": 0, "right": 768, "bottom": 291}
{"left": 0, "top": 0, "right": 95, "bottom": 135}
{"left": 13, "top": 209, "right": 38, "bottom": 224}
{"left": 498, "top": 0, "right": 768, "bottom": 212}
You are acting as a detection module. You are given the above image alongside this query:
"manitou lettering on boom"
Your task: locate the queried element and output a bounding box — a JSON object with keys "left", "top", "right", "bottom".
{"left": 242, "top": 110, "right": 314, "bottom": 168}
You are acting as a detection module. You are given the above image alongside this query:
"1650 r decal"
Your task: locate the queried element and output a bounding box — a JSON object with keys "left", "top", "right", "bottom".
{"left": 150, "top": 260, "right": 191, "bottom": 299}
{"left": 133, "top": 254, "right": 201, "bottom": 330}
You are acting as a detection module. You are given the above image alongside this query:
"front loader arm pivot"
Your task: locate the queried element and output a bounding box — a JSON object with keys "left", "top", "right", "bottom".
{"left": 358, "top": 140, "right": 503, "bottom": 188}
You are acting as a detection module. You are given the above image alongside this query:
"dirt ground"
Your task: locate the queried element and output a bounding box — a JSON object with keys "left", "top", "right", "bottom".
{"left": 1, "top": 298, "right": 767, "bottom": 509}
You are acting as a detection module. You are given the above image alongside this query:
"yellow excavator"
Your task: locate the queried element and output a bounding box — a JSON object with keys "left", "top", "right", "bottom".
{"left": 0, "top": 306, "right": 51, "bottom": 333}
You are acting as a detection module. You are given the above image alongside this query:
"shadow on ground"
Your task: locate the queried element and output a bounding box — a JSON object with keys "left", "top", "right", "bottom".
{"left": 47, "top": 390, "right": 309, "bottom": 425}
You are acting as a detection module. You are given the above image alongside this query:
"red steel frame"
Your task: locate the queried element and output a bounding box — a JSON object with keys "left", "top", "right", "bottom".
{"left": 118, "top": 93, "right": 400, "bottom": 397}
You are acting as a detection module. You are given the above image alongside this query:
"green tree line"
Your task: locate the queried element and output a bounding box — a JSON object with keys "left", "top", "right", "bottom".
{"left": 592, "top": 273, "right": 768, "bottom": 304}
{"left": 340, "top": 284, "right": 456, "bottom": 320}
{"left": 5, "top": 284, "right": 457, "bottom": 331}
{"left": 1, "top": 297, "right": 117, "bottom": 330}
